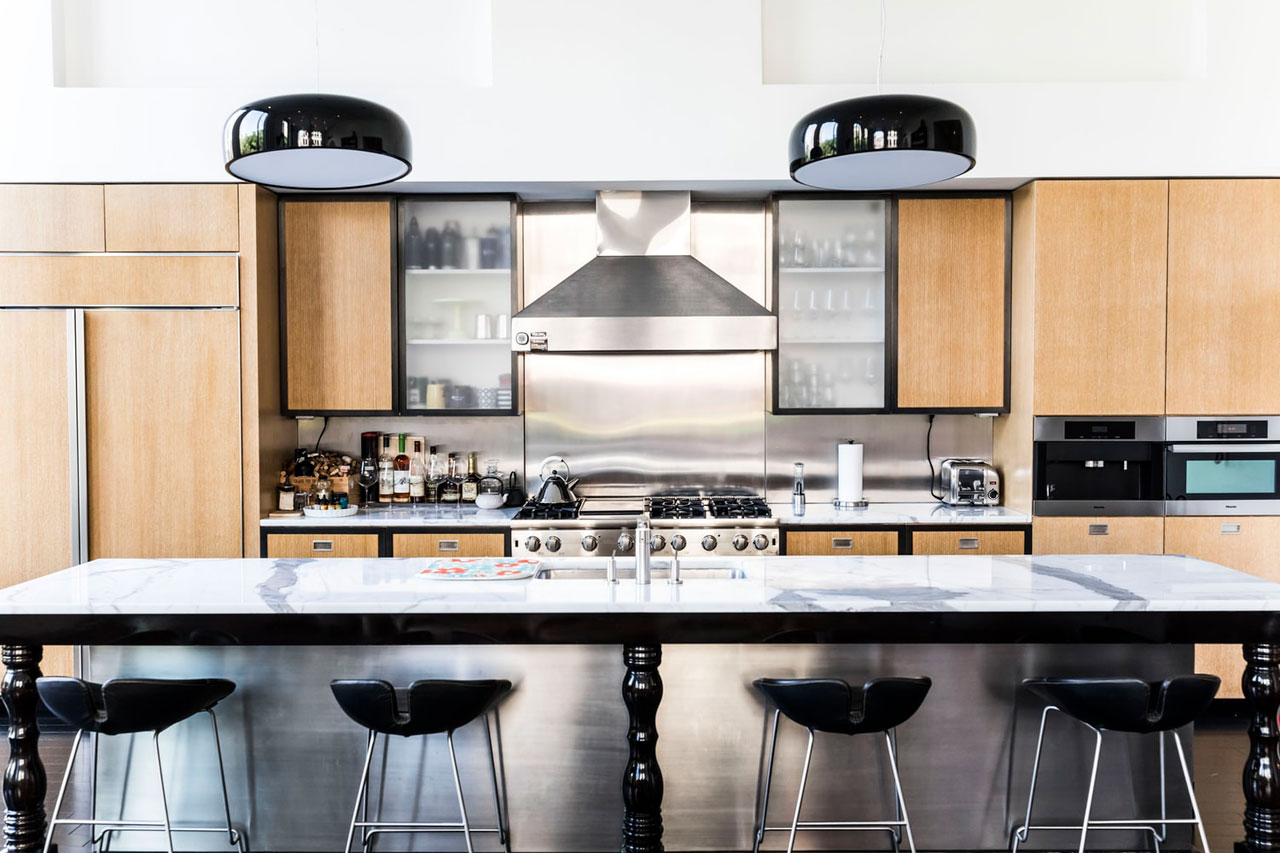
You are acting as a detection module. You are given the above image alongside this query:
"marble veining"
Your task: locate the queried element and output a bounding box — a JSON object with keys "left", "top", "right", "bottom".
{"left": 0, "top": 554, "right": 1276, "bottom": 617}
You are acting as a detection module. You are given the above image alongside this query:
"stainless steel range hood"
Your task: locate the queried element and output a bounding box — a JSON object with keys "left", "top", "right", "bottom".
{"left": 512, "top": 191, "right": 777, "bottom": 352}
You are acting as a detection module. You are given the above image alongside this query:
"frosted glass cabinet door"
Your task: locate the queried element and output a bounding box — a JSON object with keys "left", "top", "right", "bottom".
{"left": 775, "top": 198, "right": 888, "bottom": 411}
{"left": 400, "top": 198, "right": 518, "bottom": 413}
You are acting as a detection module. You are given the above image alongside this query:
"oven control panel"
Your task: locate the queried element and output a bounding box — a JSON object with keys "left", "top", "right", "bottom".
{"left": 513, "top": 526, "right": 779, "bottom": 557}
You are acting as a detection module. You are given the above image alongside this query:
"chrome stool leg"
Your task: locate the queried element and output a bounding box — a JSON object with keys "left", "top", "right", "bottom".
{"left": 1075, "top": 723, "right": 1104, "bottom": 853}
{"left": 1011, "top": 704, "right": 1057, "bottom": 853}
{"left": 492, "top": 707, "right": 512, "bottom": 849}
{"left": 447, "top": 730, "right": 475, "bottom": 853}
{"left": 344, "top": 730, "right": 378, "bottom": 853}
{"left": 753, "top": 708, "right": 781, "bottom": 853}
{"left": 482, "top": 712, "right": 510, "bottom": 853}
{"left": 785, "top": 729, "right": 816, "bottom": 853}
{"left": 151, "top": 731, "right": 176, "bottom": 853}
{"left": 204, "top": 709, "right": 245, "bottom": 852}
{"left": 1172, "top": 730, "right": 1212, "bottom": 853}
{"left": 888, "top": 727, "right": 902, "bottom": 853}
{"left": 883, "top": 730, "right": 917, "bottom": 853}
{"left": 42, "top": 729, "right": 84, "bottom": 853}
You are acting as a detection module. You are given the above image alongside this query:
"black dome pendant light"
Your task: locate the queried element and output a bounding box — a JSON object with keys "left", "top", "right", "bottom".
{"left": 224, "top": 93, "right": 412, "bottom": 190}
{"left": 788, "top": 0, "right": 975, "bottom": 190}
{"left": 222, "top": 2, "right": 411, "bottom": 190}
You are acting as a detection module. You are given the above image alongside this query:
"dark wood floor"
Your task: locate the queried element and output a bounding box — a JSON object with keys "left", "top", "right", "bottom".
{"left": 18, "top": 711, "right": 1254, "bottom": 852}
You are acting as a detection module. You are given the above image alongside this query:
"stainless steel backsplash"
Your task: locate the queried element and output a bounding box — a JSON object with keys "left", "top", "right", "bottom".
{"left": 295, "top": 201, "right": 993, "bottom": 501}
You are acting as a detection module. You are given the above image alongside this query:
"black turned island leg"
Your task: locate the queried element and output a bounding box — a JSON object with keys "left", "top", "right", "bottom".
{"left": 622, "top": 644, "right": 663, "bottom": 853}
{"left": 2, "top": 645, "right": 46, "bottom": 853}
{"left": 1240, "top": 643, "right": 1280, "bottom": 852}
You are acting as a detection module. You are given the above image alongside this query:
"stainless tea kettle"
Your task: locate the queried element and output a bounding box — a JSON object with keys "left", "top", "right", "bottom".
{"left": 533, "top": 456, "right": 580, "bottom": 504}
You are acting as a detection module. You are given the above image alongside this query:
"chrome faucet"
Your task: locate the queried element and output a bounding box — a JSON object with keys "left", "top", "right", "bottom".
{"left": 634, "top": 517, "right": 651, "bottom": 585}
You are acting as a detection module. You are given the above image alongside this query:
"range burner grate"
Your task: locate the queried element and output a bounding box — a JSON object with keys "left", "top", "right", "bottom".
{"left": 707, "top": 497, "right": 772, "bottom": 519}
{"left": 514, "top": 499, "right": 583, "bottom": 520}
{"left": 646, "top": 497, "right": 707, "bottom": 520}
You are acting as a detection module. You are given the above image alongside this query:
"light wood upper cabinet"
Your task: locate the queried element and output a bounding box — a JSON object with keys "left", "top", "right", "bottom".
{"left": 1032, "top": 517, "right": 1163, "bottom": 555}
{"left": 283, "top": 200, "right": 394, "bottom": 412}
{"left": 1166, "top": 516, "right": 1280, "bottom": 698}
{"left": 86, "top": 310, "right": 242, "bottom": 559}
{"left": 1167, "top": 180, "right": 1280, "bottom": 414}
{"left": 0, "top": 185, "right": 105, "bottom": 251}
{"left": 104, "top": 184, "right": 239, "bottom": 252}
{"left": 912, "top": 529, "right": 1027, "bottom": 555}
{"left": 0, "top": 254, "right": 238, "bottom": 307}
{"left": 785, "top": 530, "right": 898, "bottom": 556}
{"left": 392, "top": 533, "right": 507, "bottom": 557}
{"left": 896, "top": 197, "right": 1008, "bottom": 410}
{"left": 1030, "top": 180, "right": 1168, "bottom": 415}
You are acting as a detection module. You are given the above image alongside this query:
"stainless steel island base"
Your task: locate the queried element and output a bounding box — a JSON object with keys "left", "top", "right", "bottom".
{"left": 72, "top": 642, "right": 1194, "bottom": 852}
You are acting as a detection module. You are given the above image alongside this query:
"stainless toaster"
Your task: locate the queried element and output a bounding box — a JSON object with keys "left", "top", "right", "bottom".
{"left": 940, "top": 459, "right": 1000, "bottom": 506}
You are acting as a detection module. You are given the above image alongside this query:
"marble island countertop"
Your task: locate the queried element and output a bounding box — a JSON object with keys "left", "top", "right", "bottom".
{"left": 259, "top": 503, "right": 1029, "bottom": 528}
{"left": 2, "top": 554, "right": 1277, "bottom": 645}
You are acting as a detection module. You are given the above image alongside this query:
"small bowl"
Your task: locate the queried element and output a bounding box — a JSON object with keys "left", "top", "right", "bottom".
{"left": 474, "top": 493, "right": 506, "bottom": 510}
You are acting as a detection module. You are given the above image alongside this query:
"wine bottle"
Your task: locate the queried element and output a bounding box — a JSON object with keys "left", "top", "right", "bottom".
{"left": 393, "top": 434, "right": 411, "bottom": 504}
{"left": 409, "top": 439, "right": 426, "bottom": 503}
{"left": 461, "top": 451, "right": 480, "bottom": 503}
{"left": 378, "top": 444, "right": 395, "bottom": 504}
{"left": 425, "top": 445, "right": 442, "bottom": 503}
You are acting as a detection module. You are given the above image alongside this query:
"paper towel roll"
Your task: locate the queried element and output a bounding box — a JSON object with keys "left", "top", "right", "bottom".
{"left": 836, "top": 441, "right": 864, "bottom": 505}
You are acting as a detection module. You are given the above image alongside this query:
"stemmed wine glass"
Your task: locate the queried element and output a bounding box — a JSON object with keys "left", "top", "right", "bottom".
{"left": 357, "top": 457, "right": 380, "bottom": 508}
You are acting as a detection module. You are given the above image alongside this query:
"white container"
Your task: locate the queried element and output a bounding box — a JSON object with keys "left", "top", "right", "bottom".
{"left": 835, "top": 440, "right": 867, "bottom": 508}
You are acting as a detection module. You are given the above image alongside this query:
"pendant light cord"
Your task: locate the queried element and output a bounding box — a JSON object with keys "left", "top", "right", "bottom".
{"left": 876, "top": 0, "right": 886, "bottom": 94}
{"left": 314, "top": 0, "right": 321, "bottom": 92}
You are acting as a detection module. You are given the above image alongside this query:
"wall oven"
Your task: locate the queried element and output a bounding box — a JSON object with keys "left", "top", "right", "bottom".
{"left": 1165, "top": 416, "right": 1280, "bottom": 515}
{"left": 1033, "top": 417, "right": 1165, "bottom": 516}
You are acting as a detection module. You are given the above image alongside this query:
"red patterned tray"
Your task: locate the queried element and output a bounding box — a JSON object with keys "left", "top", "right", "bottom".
{"left": 417, "top": 558, "right": 540, "bottom": 580}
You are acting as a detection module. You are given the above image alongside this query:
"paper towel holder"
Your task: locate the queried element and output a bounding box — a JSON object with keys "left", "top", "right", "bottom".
{"left": 834, "top": 439, "right": 869, "bottom": 510}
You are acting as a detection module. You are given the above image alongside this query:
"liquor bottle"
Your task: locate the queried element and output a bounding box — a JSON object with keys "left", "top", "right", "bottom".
{"left": 461, "top": 451, "right": 480, "bottom": 503}
{"left": 393, "top": 434, "right": 411, "bottom": 504}
{"left": 377, "top": 443, "right": 395, "bottom": 504}
{"left": 438, "top": 453, "right": 461, "bottom": 504}
{"left": 409, "top": 439, "right": 426, "bottom": 503}
{"left": 440, "top": 220, "right": 461, "bottom": 269}
{"left": 425, "top": 446, "right": 442, "bottom": 502}
{"left": 423, "top": 226, "right": 442, "bottom": 269}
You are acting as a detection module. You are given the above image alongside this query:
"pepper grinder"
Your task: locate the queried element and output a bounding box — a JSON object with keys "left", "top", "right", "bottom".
{"left": 792, "top": 462, "right": 806, "bottom": 516}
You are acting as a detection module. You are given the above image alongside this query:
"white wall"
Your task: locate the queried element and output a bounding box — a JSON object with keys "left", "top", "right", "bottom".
{"left": 2, "top": 0, "right": 1278, "bottom": 187}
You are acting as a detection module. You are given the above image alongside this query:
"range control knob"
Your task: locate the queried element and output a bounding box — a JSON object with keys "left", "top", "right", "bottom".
{"left": 617, "top": 533, "right": 635, "bottom": 552}
{"left": 701, "top": 535, "right": 718, "bottom": 552}
{"left": 524, "top": 536, "right": 541, "bottom": 553}
{"left": 649, "top": 534, "right": 667, "bottom": 552}
{"left": 544, "top": 535, "right": 562, "bottom": 553}
{"left": 732, "top": 534, "right": 750, "bottom": 551}
{"left": 580, "top": 534, "right": 599, "bottom": 552}
{"left": 753, "top": 534, "right": 770, "bottom": 551}
{"left": 670, "top": 534, "right": 687, "bottom": 552}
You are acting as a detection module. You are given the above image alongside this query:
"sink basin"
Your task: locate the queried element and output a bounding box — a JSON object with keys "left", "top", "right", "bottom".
{"left": 534, "top": 566, "right": 747, "bottom": 581}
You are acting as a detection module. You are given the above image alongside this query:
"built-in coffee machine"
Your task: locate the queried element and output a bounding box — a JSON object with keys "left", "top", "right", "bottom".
{"left": 1033, "top": 416, "right": 1165, "bottom": 516}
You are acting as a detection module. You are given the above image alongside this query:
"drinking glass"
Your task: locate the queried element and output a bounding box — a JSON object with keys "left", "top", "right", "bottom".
{"left": 357, "top": 458, "right": 379, "bottom": 507}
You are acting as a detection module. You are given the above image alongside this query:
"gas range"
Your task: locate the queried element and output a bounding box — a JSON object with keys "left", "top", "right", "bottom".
{"left": 510, "top": 492, "right": 779, "bottom": 557}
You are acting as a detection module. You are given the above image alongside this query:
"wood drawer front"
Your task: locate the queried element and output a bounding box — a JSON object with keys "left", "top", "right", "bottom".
{"left": 1167, "top": 516, "right": 1280, "bottom": 699}
{"left": 266, "top": 533, "right": 379, "bottom": 559}
{"left": 105, "top": 184, "right": 239, "bottom": 252}
{"left": 1032, "top": 517, "right": 1164, "bottom": 555}
{"left": 785, "top": 530, "right": 898, "bottom": 556}
{"left": 0, "top": 185, "right": 105, "bottom": 251}
{"left": 0, "top": 254, "right": 237, "bottom": 307}
{"left": 393, "top": 533, "right": 507, "bottom": 558}
{"left": 912, "top": 529, "right": 1026, "bottom": 555}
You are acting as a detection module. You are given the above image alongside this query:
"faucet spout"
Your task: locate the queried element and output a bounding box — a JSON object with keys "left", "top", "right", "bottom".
{"left": 634, "top": 517, "right": 651, "bottom": 585}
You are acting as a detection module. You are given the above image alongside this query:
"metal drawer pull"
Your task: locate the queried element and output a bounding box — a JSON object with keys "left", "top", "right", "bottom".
{"left": 438, "top": 540, "right": 460, "bottom": 552}
{"left": 831, "top": 538, "right": 853, "bottom": 549}
{"left": 1221, "top": 523, "right": 1242, "bottom": 535}
{"left": 312, "top": 540, "right": 334, "bottom": 552}
{"left": 1088, "top": 524, "right": 1110, "bottom": 536}
{"left": 958, "top": 538, "right": 980, "bottom": 550}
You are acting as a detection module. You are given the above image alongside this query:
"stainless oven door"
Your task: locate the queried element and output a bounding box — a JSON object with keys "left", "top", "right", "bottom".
{"left": 1165, "top": 443, "right": 1280, "bottom": 515}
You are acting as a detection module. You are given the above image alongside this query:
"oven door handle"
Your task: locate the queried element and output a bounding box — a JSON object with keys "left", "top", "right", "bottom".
{"left": 1168, "top": 443, "right": 1280, "bottom": 454}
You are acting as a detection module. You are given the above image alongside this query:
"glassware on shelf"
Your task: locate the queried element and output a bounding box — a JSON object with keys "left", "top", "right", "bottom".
{"left": 464, "top": 228, "right": 482, "bottom": 270}
{"left": 423, "top": 225, "right": 442, "bottom": 269}
{"left": 440, "top": 220, "right": 462, "bottom": 269}
{"left": 789, "top": 230, "right": 809, "bottom": 267}
{"left": 404, "top": 217, "right": 424, "bottom": 270}
{"left": 840, "top": 228, "right": 859, "bottom": 266}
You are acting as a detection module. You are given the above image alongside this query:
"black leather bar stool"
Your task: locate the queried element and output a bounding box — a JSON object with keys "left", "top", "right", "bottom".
{"left": 1011, "top": 674, "right": 1220, "bottom": 853}
{"left": 36, "top": 677, "right": 244, "bottom": 853}
{"left": 752, "top": 677, "right": 931, "bottom": 853}
{"left": 331, "top": 678, "right": 512, "bottom": 853}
